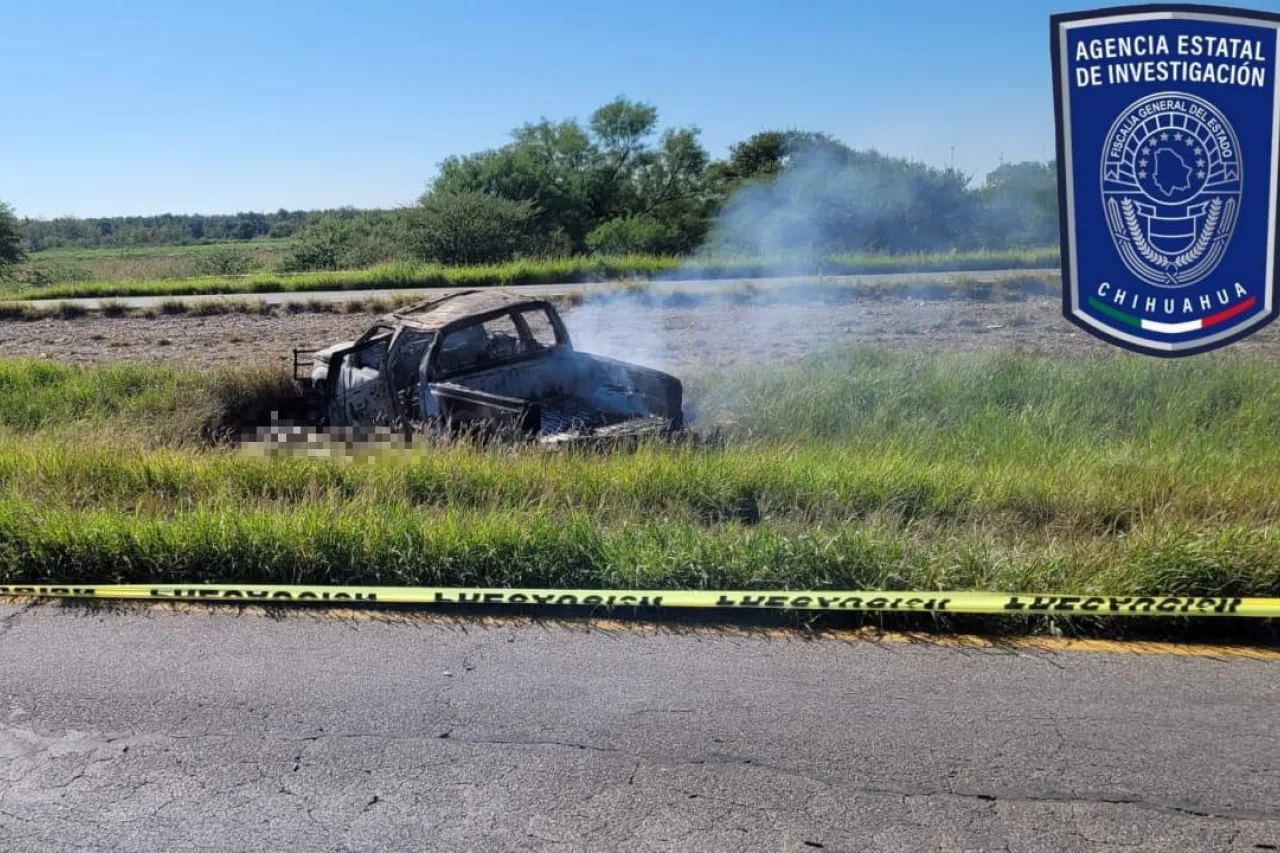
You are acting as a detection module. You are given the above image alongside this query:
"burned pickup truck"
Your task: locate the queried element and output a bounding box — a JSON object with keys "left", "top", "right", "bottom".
{"left": 295, "top": 290, "right": 683, "bottom": 442}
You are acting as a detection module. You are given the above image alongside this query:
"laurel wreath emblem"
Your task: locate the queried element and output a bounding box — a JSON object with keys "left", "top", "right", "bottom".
{"left": 1119, "top": 197, "right": 1222, "bottom": 270}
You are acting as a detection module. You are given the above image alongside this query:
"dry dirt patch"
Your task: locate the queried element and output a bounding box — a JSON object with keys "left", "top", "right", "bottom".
{"left": 6, "top": 295, "right": 1280, "bottom": 371}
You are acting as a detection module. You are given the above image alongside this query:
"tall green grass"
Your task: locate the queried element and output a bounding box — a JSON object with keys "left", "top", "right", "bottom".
{"left": 2, "top": 347, "right": 1278, "bottom": 598}
{"left": 0, "top": 359, "right": 300, "bottom": 442}
{"left": 7, "top": 241, "right": 291, "bottom": 288}
{"left": 6, "top": 249, "right": 1059, "bottom": 301}
{"left": 4, "top": 499, "right": 1277, "bottom": 596}
{"left": 1, "top": 437, "right": 1278, "bottom": 535}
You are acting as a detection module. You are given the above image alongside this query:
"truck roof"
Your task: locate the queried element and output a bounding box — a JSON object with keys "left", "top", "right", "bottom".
{"left": 385, "top": 289, "right": 550, "bottom": 332}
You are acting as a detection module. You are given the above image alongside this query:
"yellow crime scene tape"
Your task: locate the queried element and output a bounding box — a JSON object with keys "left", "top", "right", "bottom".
{"left": 1, "top": 584, "right": 1279, "bottom": 617}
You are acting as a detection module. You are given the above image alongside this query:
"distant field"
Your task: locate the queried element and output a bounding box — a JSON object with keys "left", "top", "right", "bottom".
{"left": 28, "top": 240, "right": 293, "bottom": 260}
{"left": 1, "top": 348, "right": 1277, "bottom": 617}
{"left": 3, "top": 248, "right": 1060, "bottom": 300}
{"left": 8, "top": 240, "right": 291, "bottom": 286}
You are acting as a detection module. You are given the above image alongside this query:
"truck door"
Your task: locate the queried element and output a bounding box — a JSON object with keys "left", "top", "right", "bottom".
{"left": 329, "top": 331, "right": 395, "bottom": 426}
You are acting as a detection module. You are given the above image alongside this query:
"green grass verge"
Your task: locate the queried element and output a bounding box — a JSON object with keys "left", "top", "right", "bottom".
{"left": 5, "top": 249, "right": 1059, "bottom": 301}
{"left": 1, "top": 347, "right": 1277, "bottom": 601}
{"left": 3, "top": 499, "right": 1275, "bottom": 597}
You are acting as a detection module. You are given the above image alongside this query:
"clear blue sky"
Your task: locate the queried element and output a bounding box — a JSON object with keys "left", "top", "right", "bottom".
{"left": 4, "top": 0, "right": 1276, "bottom": 218}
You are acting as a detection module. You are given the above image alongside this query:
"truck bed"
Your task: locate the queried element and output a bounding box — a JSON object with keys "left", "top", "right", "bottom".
{"left": 432, "top": 349, "right": 683, "bottom": 436}
{"left": 539, "top": 395, "right": 610, "bottom": 434}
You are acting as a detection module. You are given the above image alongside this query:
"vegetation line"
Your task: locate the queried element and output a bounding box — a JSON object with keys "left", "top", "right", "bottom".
{"left": 0, "top": 272, "right": 1062, "bottom": 320}
{"left": 4, "top": 249, "right": 1059, "bottom": 301}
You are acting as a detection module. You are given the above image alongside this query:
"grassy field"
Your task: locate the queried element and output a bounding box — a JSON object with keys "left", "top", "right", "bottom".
{"left": 1, "top": 349, "right": 1278, "bottom": 608}
{"left": 3, "top": 248, "right": 1060, "bottom": 300}
{"left": 21, "top": 240, "right": 293, "bottom": 261}
{"left": 8, "top": 240, "right": 291, "bottom": 287}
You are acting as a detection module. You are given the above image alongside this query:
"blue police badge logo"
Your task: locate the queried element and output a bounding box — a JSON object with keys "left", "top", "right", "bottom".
{"left": 1052, "top": 6, "right": 1280, "bottom": 356}
{"left": 1103, "top": 92, "right": 1242, "bottom": 287}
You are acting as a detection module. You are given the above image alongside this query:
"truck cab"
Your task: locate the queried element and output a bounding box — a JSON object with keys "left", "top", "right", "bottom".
{"left": 302, "top": 290, "right": 682, "bottom": 441}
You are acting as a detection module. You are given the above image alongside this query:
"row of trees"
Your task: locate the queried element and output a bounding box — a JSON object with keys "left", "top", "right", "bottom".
{"left": 20, "top": 209, "right": 334, "bottom": 251}
{"left": 5, "top": 98, "right": 1061, "bottom": 273}
{"left": 707, "top": 127, "right": 1058, "bottom": 253}
{"left": 279, "top": 103, "right": 1058, "bottom": 270}
{"left": 412, "top": 103, "right": 1059, "bottom": 260}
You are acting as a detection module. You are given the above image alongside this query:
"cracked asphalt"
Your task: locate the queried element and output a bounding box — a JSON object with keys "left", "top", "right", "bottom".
{"left": 1, "top": 603, "right": 1278, "bottom": 852}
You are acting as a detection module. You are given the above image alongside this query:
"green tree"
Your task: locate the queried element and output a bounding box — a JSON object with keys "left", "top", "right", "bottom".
{"left": 586, "top": 214, "right": 682, "bottom": 255}
{"left": 428, "top": 97, "right": 716, "bottom": 254}
{"left": 975, "top": 161, "right": 1058, "bottom": 247}
{"left": 0, "top": 202, "right": 27, "bottom": 270}
{"left": 708, "top": 139, "right": 980, "bottom": 254}
{"left": 405, "top": 190, "right": 538, "bottom": 265}
{"left": 716, "top": 130, "right": 841, "bottom": 185}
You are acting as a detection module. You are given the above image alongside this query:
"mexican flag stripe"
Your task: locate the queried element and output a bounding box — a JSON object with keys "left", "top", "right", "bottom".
{"left": 1087, "top": 296, "right": 1257, "bottom": 335}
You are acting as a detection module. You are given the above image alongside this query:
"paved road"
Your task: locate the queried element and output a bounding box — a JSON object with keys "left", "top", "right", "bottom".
{"left": 24, "top": 268, "right": 1058, "bottom": 310}
{"left": 1, "top": 602, "right": 1277, "bottom": 852}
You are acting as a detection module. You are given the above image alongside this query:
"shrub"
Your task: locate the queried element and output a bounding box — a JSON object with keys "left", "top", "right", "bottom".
{"left": 405, "top": 190, "right": 537, "bottom": 265}
{"left": 195, "top": 246, "right": 259, "bottom": 276}
{"left": 7, "top": 259, "right": 94, "bottom": 287}
{"left": 586, "top": 215, "right": 684, "bottom": 255}
{"left": 281, "top": 214, "right": 407, "bottom": 272}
